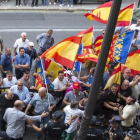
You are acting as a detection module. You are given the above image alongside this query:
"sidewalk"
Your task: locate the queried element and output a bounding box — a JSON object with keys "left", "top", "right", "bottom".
{"left": 0, "top": 0, "right": 139, "bottom": 11}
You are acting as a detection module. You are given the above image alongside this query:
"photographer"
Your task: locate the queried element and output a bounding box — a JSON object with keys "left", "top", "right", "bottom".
{"left": 109, "top": 116, "right": 123, "bottom": 140}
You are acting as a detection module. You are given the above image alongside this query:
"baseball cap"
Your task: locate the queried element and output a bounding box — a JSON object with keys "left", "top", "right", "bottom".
{"left": 53, "top": 111, "right": 64, "bottom": 120}
{"left": 73, "top": 82, "right": 80, "bottom": 90}
{"left": 109, "top": 116, "right": 121, "bottom": 123}
{"left": 28, "top": 42, "right": 34, "bottom": 47}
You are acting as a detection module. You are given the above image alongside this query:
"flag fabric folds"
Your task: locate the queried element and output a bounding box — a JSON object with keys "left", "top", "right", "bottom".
{"left": 41, "top": 36, "right": 82, "bottom": 69}
{"left": 73, "top": 44, "right": 83, "bottom": 71}
{"left": 44, "top": 59, "right": 63, "bottom": 80}
{"left": 35, "top": 60, "right": 49, "bottom": 90}
{"left": 35, "top": 75, "right": 46, "bottom": 90}
{"left": 77, "top": 26, "right": 93, "bottom": 49}
{"left": 104, "top": 63, "right": 121, "bottom": 90}
{"left": 85, "top": 2, "right": 134, "bottom": 27}
{"left": 113, "top": 31, "right": 134, "bottom": 64}
{"left": 122, "top": 49, "right": 140, "bottom": 77}
{"left": 76, "top": 49, "right": 98, "bottom": 63}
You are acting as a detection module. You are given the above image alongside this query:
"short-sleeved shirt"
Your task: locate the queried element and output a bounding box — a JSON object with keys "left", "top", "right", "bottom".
{"left": 0, "top": 93, "right": 19, "bottom": 116}
{"left": 42, "top": 121, "right": 69, "bottom": 140}
{"left": 2, "top": 77, "right": 17, "bottom": 87}
{"left": 122, "top": 102, "right": 140, "bottom": 127}
{"left": 110, "top": 127, "right": 123, "bottom": 140}
{"left": 52, "top": 77, "right": 68, "bottom": 90}
{"left": 102, "top": 90, "right": 118, "bottom": 111}
{"left": 120, "top": 87, "right": 132, "bottom": 106}
{"left": 1, "top": 53, "right": 13, "bottom": 71}
{"left": 86, "top": 128, "right": 103, "bottom": 140}
{"left": 14, "top": 54, "right": 30, "bottom": 71}
{"left": 65, "top": 91, "right": 85, "bottom": 103}
{"left": 13, "top": 38, "right": 29, "bottom": 54}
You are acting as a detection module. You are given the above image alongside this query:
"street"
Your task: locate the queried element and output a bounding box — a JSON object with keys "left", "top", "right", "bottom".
{"left": 0, "top": 11, "right": 136, "bottom": 140}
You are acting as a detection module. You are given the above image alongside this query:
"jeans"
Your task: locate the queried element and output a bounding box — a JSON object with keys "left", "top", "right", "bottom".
{"left": 59, "top": 0, "right": 63, "bottom": 4}
{"left": 16, "top": 0, "right": 21, "bottom": 5}
{"left": 42, "top": 0, "right": 47, "bottom": 5}
{"left": 0, "top": 115, "right": 6, "bottom": 131}
{"left": 34, "top": 113, "right": 50, "bottom": 137}
{"left": 68, "top": 0, "right": 73, "bottom": 5}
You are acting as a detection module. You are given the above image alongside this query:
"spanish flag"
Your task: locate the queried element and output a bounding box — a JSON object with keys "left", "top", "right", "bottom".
{"left": 76, "top": 49, "right": 98, "bottom": 63}
{"left": 41, "top": 36, "right": 82, "bottom": 69}
{"left": 122, "top": 50, "right": 140, "bottom": 77}
{"left": 85, "top": 2, "right": 134, "bottom": 27}
{"left": 104, "top": 63, "right": 121, "bottom": 90}
{"left": 77, "top": 26, "right": 93, "bottom": 49}
{"left": 44, "top": 59, "right": 63, "bottom": 80}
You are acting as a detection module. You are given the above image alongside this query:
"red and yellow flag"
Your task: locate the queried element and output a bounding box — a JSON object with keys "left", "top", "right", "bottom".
{"left": 41, "top": 36, "right": 82, "bottom": 69}
{"left": 76, "top": 49, "right": 98, "bottom": 63}
{"left": 122, "top": 50, "right": 140, "bottom": 77}
{"left": 77, "top": 26, "right": 93, "bottom": 49}
{"left": 85, "top": 2, "right": 134, "bottom": 27}
{"left": 35, "top": 75, "right": 46, "bottom": 90}
{"left": 44, "top": 59, "right": 63, "bottom": 80}
{"left": 104, "top": 63, "right": 121, "bottom": 90}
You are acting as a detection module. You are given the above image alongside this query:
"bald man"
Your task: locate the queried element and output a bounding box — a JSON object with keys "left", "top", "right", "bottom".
{"left": 25, "top": 87, "right": 56, "bottom": 139}
{"left": 3, "top": 100, "right": 49, "bottom": 140}
{"left": 121, "top": 68, "right": 132, "bottom": 84}
{"left": 118, "top": 80, "right": 132, "bottom": 106}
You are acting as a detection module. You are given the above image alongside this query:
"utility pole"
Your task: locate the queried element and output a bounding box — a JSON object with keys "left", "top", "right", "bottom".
{"left": 138, "top": 0, "right": 140, "bottom": 8}
{"left": 77, "top": 0, "right": 122, "bottom": 139}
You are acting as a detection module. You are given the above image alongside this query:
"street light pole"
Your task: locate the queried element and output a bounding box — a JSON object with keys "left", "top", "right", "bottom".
{"left": 77, "top": 0, "right": 122, "bottom": 139}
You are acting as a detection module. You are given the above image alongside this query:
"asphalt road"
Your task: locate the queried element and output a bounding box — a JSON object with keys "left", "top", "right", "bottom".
{"left": 0, "top": 11, "right": 136, "bottom": 140}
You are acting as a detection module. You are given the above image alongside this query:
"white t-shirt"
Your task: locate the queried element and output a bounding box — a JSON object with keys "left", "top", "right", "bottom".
{"left": 64, "top": 105, "right": 84, "bottom": 133}
{"left": 52, "top": 77, "right": 68, "bottom": 90}
{"left": 130, "top": 81, "right": 140, "bottom": 100}
{"left": 122, "top": 102, "right": 140, "bottom": 127}
{"left": 130, "top": 24, "right": 140, "bottom": 40}
{"left": 2, "top": 77, "right": 17, "bottom": 87}
{"left": 13, "top": 38, "right": 29, "bottom": 54}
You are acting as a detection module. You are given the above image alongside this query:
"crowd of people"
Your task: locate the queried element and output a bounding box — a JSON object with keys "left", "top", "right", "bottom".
{"left": 0, "top": 19, "right": 140, "bottom": 140}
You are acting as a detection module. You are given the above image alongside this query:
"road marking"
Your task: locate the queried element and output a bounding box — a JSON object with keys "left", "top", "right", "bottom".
{"left": 0, "top": 29, "right": 103, "bottom": 32}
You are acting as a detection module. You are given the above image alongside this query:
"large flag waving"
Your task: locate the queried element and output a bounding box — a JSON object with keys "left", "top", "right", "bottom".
{"left": 85, "top": 2, "right": 134, "bottom": 27}
{"left": 104, "top": 63, "right": 121, "bottom": 90}
{"left": 77, "top": 26, "right": 93, "bottom": 49}
{"left": 122, "top": 49, "right": 140, "bottom": 77}
{"left": 41, "top": 36, "right": 82, "bottom": 69}
{"left": 44, "top": 59, "right": 63, "bottom": 80}
{"left": 113, "top": 31, "right": 134, "bottom": 64}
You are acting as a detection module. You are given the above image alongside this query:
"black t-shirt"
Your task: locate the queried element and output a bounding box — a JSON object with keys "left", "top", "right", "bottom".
{"left": 110, "top": 127, "right": 123, "bottom": 140}
{"left": 121, "top": 74, "right": 132, "bottom": 84}
{"left": 86, "top": 128, "right": 103, "bottom": 140}
{"left": 42, "top": 121, "right": 69, "bottom": 140}
{"left": 102, "top": 90, "right": 118, "bottom": 111}
{"left": 0, "top": 93, "right": 19, "bottom": 116}
{"left": 120, "top": 87, "right": 132, "bottom": 106}
{"left": 0, "top": 131, "right": 9, "bottom": 140}
{"left": 93, "top": 96, "right": 104, "bottom": 116}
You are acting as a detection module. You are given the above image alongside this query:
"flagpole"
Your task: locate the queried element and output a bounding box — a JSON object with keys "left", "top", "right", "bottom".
{"left": 40, "top": 57, "right": 50, "bottom": 107}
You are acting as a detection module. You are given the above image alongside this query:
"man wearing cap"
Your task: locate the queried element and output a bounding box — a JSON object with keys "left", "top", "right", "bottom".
{"left": 25, "top": 42, "right": 37, "bottom": 67}
{"left": 101, "top": 64, "right": 114, "bottom": 90}
{"left": 85, "top": 116, "right": 103, "bottom": 140}
{"left": 27, "top": 110, "right": 77, "bottom": 140}
{"left": 63, "top": 82, "right": 85, "bottom": 106}
{"left": 109, "top": 116, "right": 123, "bottom": 140}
